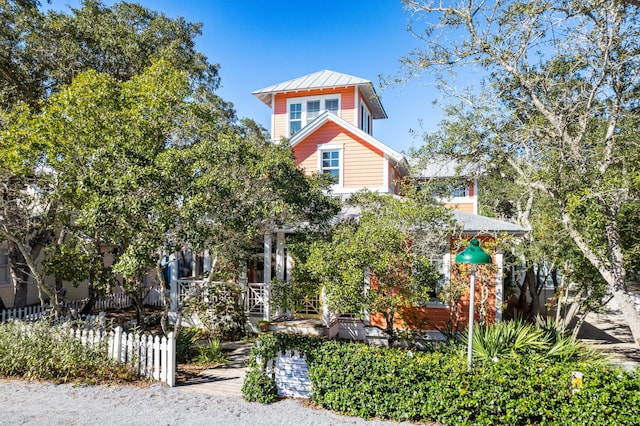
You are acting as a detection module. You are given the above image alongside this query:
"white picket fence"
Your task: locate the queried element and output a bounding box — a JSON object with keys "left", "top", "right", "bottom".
{"left": 0, "top": 305, "right": 48, "bottom": 322}
{"left": 68, "top": 326, "right": 176, "bottom": 386}
{"left": 63, "top": 287, "right": 164, "bottom": 312}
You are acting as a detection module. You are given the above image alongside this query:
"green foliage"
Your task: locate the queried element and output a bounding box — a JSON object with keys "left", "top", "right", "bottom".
{"left": 0, "top": 321, "right": 138, "bottom": 383}
{"left": 176, "top": 327, "right": 201, "bottom": 363}
{"left": 243, "top": 333, "right": 637, "bottom": 424}
{"left": 191, "top": 283, "right": 247, "bottom": 341}
{"left": 304, "top": 190, "right": 453, "bottom": 342}
{"left": 470, "top": 317, "right": 601, "bottom": 364}
{"left": 241, "top": 369, "right": 278, "bottom": 404}
{"left": 193, "top": 339, "right": 228, "bottom": 365}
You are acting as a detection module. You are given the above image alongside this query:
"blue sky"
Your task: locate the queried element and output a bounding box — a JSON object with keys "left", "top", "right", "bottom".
{"left": 51, "top": 0, "right": 444, "bottom": 153}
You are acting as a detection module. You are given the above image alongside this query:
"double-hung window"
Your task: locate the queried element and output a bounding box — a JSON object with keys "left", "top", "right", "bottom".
{"left": 325, "top": 99, "right": 339, "bottom": 114}
{"left": 306, "top": 100, "right": 321, "bottom": 124}
{"left": 451, "top": 185, "right": 470, "bottom": 198}
{"left": 289, "top": 103, "right": 302, "bottom": 135}
{"left": 318, "top": 144, "right": 343, "bottom": 187}
{"left": 359, "top": 101, "right": 371, "bottom": 134}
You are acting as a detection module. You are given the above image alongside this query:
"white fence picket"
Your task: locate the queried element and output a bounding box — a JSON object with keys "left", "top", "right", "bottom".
{"left": 67, "top": 325, "right": 175, "bottom": 386}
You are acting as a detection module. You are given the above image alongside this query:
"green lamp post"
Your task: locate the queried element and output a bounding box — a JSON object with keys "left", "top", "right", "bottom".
{"left": 455, "top": 238, "right": 492, "bottom": 371}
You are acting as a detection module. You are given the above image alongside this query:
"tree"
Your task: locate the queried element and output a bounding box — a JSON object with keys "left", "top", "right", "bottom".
{"left": 399, "top": 0, "right": 640, "bottom": 344}
{"left": 1, "top": 0, "right": 219, "bottom": 110}
{"left": 0, "top": 0, "right": 227, "bottom": 309}
{"left": 305, "top": 189, "right": 453, "bottom": 345}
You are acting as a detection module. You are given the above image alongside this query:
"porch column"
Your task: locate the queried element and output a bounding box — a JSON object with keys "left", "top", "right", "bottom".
{"left": 169, "top": 255, "right": 179, "bottom": 313}
{"left": 263, "top": 234, "right": 272, "bottom": 320}
{"left": 276, "top": 232, "right": 285, "bottom": 281}
{"left": 363, "top": 267, "right": 371, "bottom": 326}
{"left": 203, "top": 249, "right": 212, "bottom": 275}
{"left": 321, "top": 287, "right": 330, "bottom": 326}
{"left": 274, "top": 232, "right": 289, "bottom": 318}
{"left": 495, "top": 251, "right": 504, "bottom": 322}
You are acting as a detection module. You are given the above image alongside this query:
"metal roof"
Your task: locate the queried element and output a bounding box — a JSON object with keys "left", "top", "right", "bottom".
{"left": 252, "top": 70, "right": 387, "bottom": 119}
{"left": 452, "top": 211, "right": 529, "bottom": 235}
{"left": 331, "top": 205, "right": 529, "bottom": 235}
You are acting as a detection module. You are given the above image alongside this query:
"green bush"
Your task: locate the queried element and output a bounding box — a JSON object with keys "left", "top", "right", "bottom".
{"left": 241, "top": 369, "right": 278, "bottom": 403}
{"left": 193, "top": 339, "right": 228, "bottom": 365}
{"left": 471, "top": 317, "right": 603, "bottom": 364}
{"left": 242, "top": 333, "right": 640, "bottom": 425}
{"left": 0, "top": 321, "right": 138, "bottom": 384}
{"left": 176, "top": 327, "right": 201, "bottom": 363}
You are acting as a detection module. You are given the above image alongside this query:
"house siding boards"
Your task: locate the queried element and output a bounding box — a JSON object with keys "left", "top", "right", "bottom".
{"left": 292, "top": 121, "right": 386, "bottom": 190}
{"left": 272, "top": 87, "right": 356, "bottom": 140}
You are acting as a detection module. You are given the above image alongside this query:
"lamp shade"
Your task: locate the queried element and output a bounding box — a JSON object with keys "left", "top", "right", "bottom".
{"left": 455, "top": 238, "right": 492, "bottom": 265}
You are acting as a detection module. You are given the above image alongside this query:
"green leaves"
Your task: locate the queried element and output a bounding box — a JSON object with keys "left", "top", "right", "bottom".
{"left": 304, "top": 190, "right": 453, "bottom": 340}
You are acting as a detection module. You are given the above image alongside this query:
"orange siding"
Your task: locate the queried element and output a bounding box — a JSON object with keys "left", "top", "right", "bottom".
{"left": 343, "top": 131, "right": 384, "bottom": 189}
{"left": 292, "top": 121, "right": 385, "bottom": 189}
{"left": 444, "top": 202, "right": 475, "bottom": 214}
{"left": 370, "top": 250, "right": 498, "bottom": 331}
{"left": 272, "top": 87, "right": 357, "bottom": 140}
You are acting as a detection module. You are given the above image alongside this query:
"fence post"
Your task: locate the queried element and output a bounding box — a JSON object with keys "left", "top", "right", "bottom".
{"left": 166, "top": 332, "right": 176, "bottom": 387}
{"left": 113, "top": 326, "right": 123, "bottom": 362}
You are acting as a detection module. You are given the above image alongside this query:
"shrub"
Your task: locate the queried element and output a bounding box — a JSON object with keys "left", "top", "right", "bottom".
{"left": 241, "top": 369, "right": 278, "bottom": 403}
{"left": 470, "top": 317, "right": 603, "bottom": 364}
{"left": 0, "top": 321, "right": 138, "bottom": 384}
{"left": 242, "top": 332, "right": 640, "bottom": 425}
{"left": 176, "top": 327, "right": 201, "bottom": 363}
{"left": 193, "top": 339, "right": 228, "bottom": 365}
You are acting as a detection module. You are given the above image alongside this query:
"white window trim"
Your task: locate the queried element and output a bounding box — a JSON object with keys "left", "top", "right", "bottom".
{"left": 286, "top": 94, "right": 341, "bottom": 135}
{"left": 359, "top": 100, "right": 371, "bottom": 134}
{"left": 425, "top": 253, "right": 450, "bottom": 307}
{"left": 317, "top": 143, "right": 344, "bottom": 188}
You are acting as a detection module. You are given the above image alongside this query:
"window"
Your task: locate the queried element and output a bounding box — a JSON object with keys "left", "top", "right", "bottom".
{"left": 0, "top": 249, "right": 8, "bottom": 285}
{"left": 287, "top": 95, "right": 341, "bottom": 135}
{"left": 318, "top": 144, "right": 343, "bottom": 187}
{"left": 325, "top": 99, "right": 339, "bottom": 114}
{"left": 289, "top": 103, "right": 302, "bottom": 135}
{"left": 306, "top": 100, "right": 320, "bottom": 123}
{"left": 451, "top": 185, "right": 470, "bottom": 197}
{"left": 321, "top": 151, "right": 340, "bottom": 182}
{"left": 359, "top": 101, "right": 371, "bottom": 134}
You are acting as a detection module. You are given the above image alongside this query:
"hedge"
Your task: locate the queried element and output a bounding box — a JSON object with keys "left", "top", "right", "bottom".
{"left": 244, "top": 333, "right": 640, "bottom": 425}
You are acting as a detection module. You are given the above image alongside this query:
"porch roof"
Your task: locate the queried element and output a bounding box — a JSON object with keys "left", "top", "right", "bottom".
{"left": 331, "top": 203, "right": 529, "bottom": 235}
{"left": 452, "top": 211, "right": 529, "bottom": 236}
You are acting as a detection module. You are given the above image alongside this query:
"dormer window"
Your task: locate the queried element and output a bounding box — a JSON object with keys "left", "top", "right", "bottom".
{"left": 307, "top": 101, "right": 320, "bottom": 123}
{"left": 290, "top": 103, "right": 302, "bottom": 135}
{"left": 287, "top": 95, "right": 341, "bottom": 135}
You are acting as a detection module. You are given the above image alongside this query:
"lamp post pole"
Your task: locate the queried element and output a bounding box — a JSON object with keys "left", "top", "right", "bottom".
{"left": 467, "top": 264, "right": 476, "bottom": 371}
{"left": 455, "top": 238, "right": 492, "bottom": 372}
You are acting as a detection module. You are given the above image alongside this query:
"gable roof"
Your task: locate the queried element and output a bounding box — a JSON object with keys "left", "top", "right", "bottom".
{"left": 289, "top": 111, "right": 407, "bottom": 167}
{"left": 252, "top": 70, "right": 387, "bottom": 119}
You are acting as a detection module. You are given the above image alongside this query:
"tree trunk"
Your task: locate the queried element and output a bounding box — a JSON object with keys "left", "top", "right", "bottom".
{"left": 526, "top": 267, "right": 541, "bottom": 319}
{"left": 9, "top": 243, "right": 29, "bottom": 308}
{"left": 79, "top": 283, "right": 97, "bottom": 316}
{"left": 613, "top": 289, "right": 640, "bottom": 346}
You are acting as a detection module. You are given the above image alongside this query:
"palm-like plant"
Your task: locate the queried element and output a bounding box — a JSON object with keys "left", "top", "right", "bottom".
{"left": 469, "top": 316, "right": 603, "bottom": 363}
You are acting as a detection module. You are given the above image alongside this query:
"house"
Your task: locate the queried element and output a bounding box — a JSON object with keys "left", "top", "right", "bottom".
{"left": 245, "top": 70, "right": 529, "bottom": 337}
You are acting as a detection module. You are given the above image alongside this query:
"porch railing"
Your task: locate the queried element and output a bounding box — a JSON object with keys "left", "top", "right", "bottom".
{"left": 244, "top": 282, "right": 265, "bottom": 314}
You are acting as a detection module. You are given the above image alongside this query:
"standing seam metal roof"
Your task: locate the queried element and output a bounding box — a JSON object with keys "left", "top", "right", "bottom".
{"left": 252, "top": 70, "right": 387, "bottom": 119}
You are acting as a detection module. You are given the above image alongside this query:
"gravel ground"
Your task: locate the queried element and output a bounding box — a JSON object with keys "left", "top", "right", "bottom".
{"left": 0, "top": 379, "right": 414, "bottom": 426}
